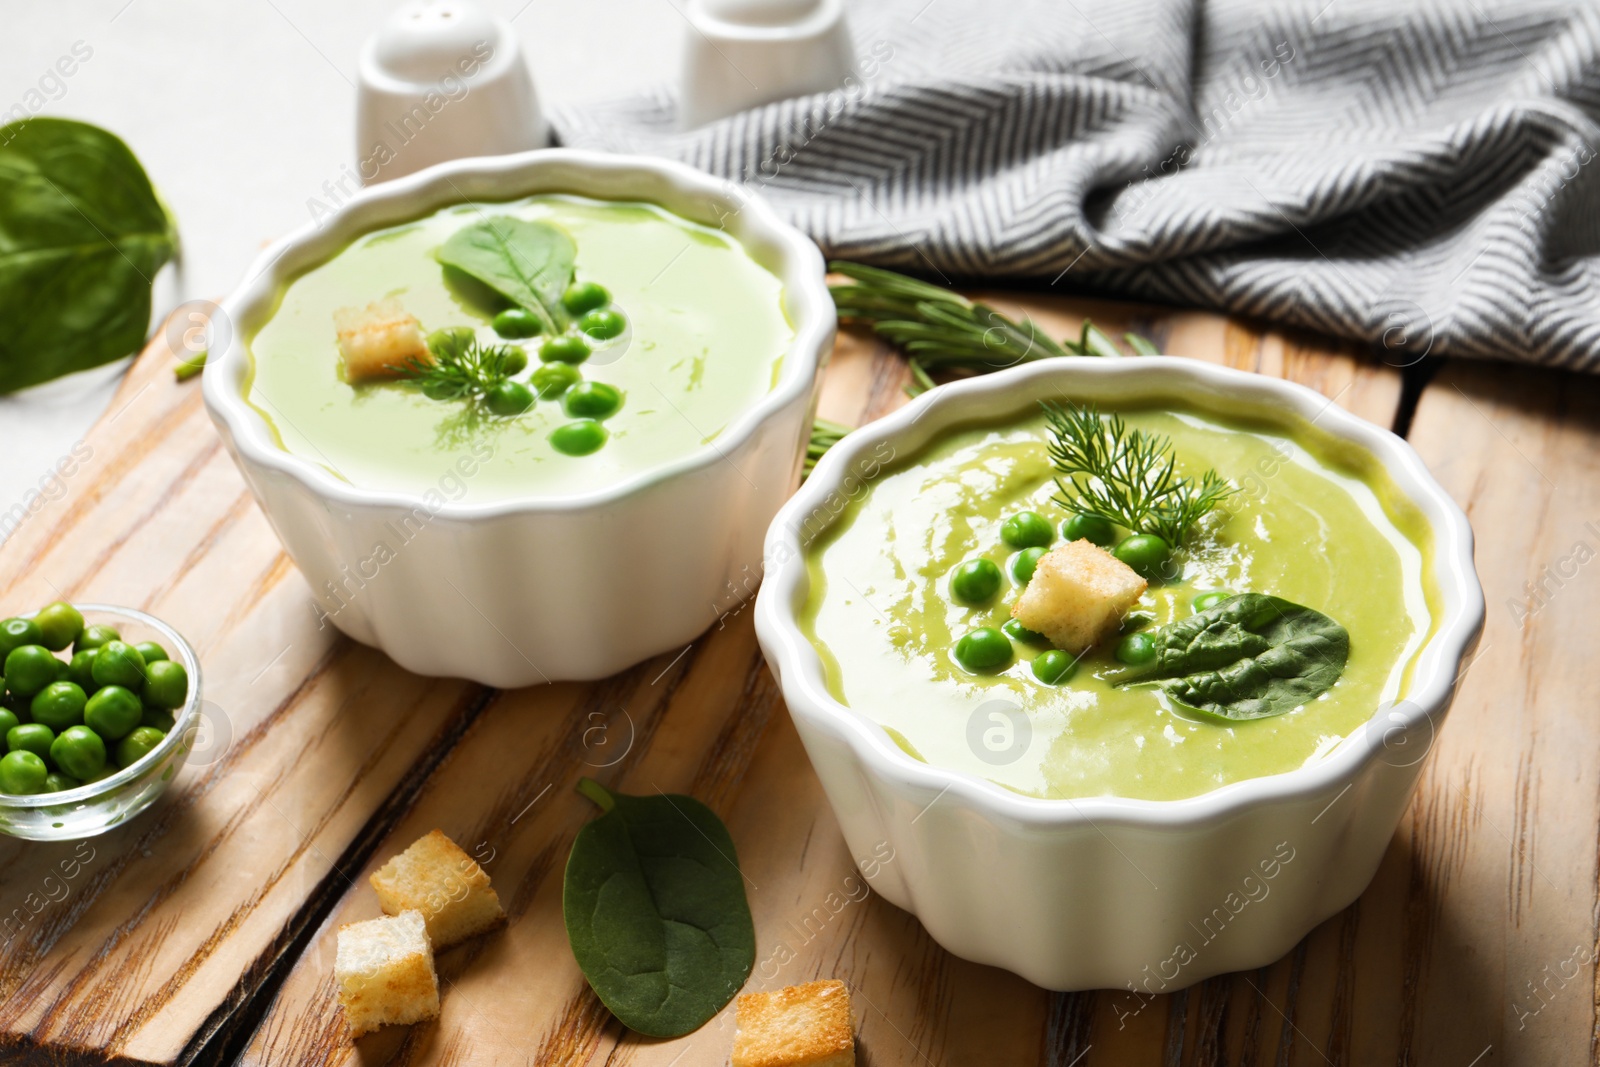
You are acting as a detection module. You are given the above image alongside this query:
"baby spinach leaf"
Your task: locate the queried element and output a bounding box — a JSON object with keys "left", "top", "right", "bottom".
{"left": 0, "top": 118, "right": 177, "bottom": 394}
{"left": 1120, "top": 593, "right": 1350, "bottom": 721}
{"left": 435, "top": 216, "right": 573, "bottom": 335}
{"left": 562, "top": 778, "right": 755, "bottom": 1038}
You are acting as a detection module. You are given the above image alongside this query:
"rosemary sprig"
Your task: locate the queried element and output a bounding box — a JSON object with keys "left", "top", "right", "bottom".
{"left": 391, "top": 327, "right": 522, "bottom": 403}
{"left": 830, "top": 262, "right": 1070, "bottom": 375}
{"left": 805, "top": 418, "right": 853, "bottom": 478}
{"left": 1043, "top": 401, "right": 1233, "bottom": 546}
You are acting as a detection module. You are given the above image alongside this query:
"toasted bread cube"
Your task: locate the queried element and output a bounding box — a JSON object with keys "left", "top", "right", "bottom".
{"left": 1011, "top": 539, "right": 1147, "bottom": 654}
{"left": 733, "top": 979, "right": 855, "bottom": 1067}
{"left": 335, "top": 910, "right": 440, "bottom": 1038}
{"left": 370, "top": 829, "right": 505, "bottom": 949}
{"left": 334, "top": 299, "right": 430, "bottom": 383}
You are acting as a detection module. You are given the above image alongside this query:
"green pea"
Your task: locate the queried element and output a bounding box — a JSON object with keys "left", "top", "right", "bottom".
{"left": 0, "top": 750, "right": 48, "bottom": 795}
{"left": 1002, "top": 619, "right": 1050, "bottom": 646}
{"left": 954, "top": 627, "right": 1013, "bottom": 672}
{"left": 563, "top": 381, "right": 623, "bottom": 420}
{"left": 142, "top": 660, "right": 190, "bottom": 711}
{"left": 1112, "top": 534, "right": 1171, "bottom": 580}
{"left": 1032, "top": 649, "right": 1078, "bottom": 685}
{"left": 0, "top": 617, "right": 43, "bottom": 658}
{"left": 91, "top": 640, "right": 146, "bottom": 690}
{"left": 491, "top": 307, "right": 543, "bottom": 339}
{"left": 531, "top": 362, "right": 581, "bottom": 399}
{"left": 134, "top": 641, "right": 168, "bottom": 664}
{"left": 54, "top": 657, "right": 71, "bottom": 681}
{"left": 561, "top": 281, "right": 611, "bottom": 316}
{"left": 1116, "top": 631, "right": 1157, "bottom": 666}
{"left": 8, "top": 723, "right": 54, "bottom": 760}
{"left": 43, "top": 772, "right": 81, "bottom": 793}
{"left": 549, "top": 420, "right": 608, "bottom": 456}
{"left": 30, "top": 681, "right": 86, "bottom": 731}
{"left": 949, "top": 559, "right": 1002, "bottom": 605}
{"left": 116, "top": 726, "right": 167, "bottom": 769}
{"left": 1061, "top": 513, "right": 1116, "bottom": 546}
{"left": 50, "top": 725, "right": 106, "bottom": 781}
{"left": 578, "top": 308, "right": 626, "bottom": 340}
{"left": 75, "top": 623, "right": 120, "bottom": 653}
{"left": 5, "top": 645, "right": 60, "bottom": 699}
{"left": 498, "top": 348, "right": 529, "bottom": 376}
{"left": 484, "top": 380, "right": 535, "bottom": 417}
{"left": 1011, "top": 547, "right": 1047, "bottom": 584}
{"left": 1000, "top": 511, "right": 1054, "bottom": 549}
{"left": 140, "top": 707, "right": 177, "bottom": 733}
{"left": 67, "top": 648, "right": 99, "bottom": 692}
{"left": 540, "top": 334, "right": 591, "bottom": 364}
{"left": 0, "top": 708, "right": 17, "bottom": 738}
{"left": 33, "top": 602, "right": 84, "bottom": 651}
{"left": 1191, "top": 591, "right": 1232, "bottom": 613}
{"left": 85, "top": 685, "right": 142, "bottom": 741}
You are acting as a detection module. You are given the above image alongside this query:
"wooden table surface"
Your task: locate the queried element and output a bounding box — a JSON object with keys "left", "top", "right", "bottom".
{"left": 0, "top": 291, "right": 1594, "bottom": 1067}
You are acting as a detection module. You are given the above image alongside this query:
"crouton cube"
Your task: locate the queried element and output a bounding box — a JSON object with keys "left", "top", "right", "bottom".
{"left": 335, "top": 910, "right": 440, "bottom": 1038}
{"left": 733, "top": 979, "right": 855, "bottom": 1067}
{"left": 1011, "top": 539, "right": 1147, "bottom": 654}
{"left": 370, "top": 829, "right": 505, "bottom": 949}
{"left": 333, "top": 298, "right": 430, "bottom": 383}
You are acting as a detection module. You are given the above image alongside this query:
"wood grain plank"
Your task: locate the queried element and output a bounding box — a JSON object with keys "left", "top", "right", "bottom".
{"left": 1380, "top": 360, "right": 1600, "bottom": 1067}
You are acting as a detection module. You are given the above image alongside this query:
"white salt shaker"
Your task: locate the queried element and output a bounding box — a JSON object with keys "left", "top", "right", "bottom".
{"left": 356, "top": 0, "right": 547, "bottom": 185}
{"left": 679, "top": 0, "right": 856, "bottom": 129}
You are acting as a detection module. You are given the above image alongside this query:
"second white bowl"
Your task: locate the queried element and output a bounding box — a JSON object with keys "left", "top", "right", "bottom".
{"left": 204, "top": 150, "right": 833, "bottom": 686}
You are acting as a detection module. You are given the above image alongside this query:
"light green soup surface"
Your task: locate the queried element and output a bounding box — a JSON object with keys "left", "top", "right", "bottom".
{"left": 245, "top": 195, "right": 793, "bottom": 498}
{"left": 802, "top": 406, "right": 1434, "bottom": 801}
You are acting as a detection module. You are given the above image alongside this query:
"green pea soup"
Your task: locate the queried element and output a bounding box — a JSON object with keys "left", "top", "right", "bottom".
{"left": 244, "top": 195, "right": 794, "bottom": 498}
{"left": 801, "top": 403, "right": 1438, "bottom": 801}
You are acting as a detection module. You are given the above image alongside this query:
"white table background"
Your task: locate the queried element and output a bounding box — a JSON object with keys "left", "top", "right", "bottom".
{"left": 0, "top": 0, "right": 679, "bottom": 536}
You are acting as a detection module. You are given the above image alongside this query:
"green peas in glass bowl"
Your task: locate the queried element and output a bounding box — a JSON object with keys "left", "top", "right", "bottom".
{"left": 0, "top": 604, "right": 202, "bottom": 841}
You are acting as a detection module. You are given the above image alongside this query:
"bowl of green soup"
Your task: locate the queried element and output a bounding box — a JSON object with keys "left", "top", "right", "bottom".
{"left": 754, "top": 357, "right": 1483, "bottom": 991}
{"left": 205, "top": 150, "right": 832, "bottom": 684}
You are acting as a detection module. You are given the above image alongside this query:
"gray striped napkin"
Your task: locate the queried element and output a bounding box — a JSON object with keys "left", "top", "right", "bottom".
{"left": 552, "top": 0, "right": 1600, "bottom": 372}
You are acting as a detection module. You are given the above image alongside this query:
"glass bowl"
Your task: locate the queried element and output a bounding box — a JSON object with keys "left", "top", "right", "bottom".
{"left": 0, "top": 604, "right": 203, "bottom": 841}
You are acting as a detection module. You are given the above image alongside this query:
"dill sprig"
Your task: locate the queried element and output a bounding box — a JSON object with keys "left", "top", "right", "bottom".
{"left": 1044, "top": 401, "right": 1233, "bottom": 546}
{"left": 390, "top": 327, "right": 522, "bottom": 403}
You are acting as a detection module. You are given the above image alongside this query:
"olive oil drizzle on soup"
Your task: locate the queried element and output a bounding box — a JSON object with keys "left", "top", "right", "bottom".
{"left": 244, "top": 195, "right": 793, "bottom": 499}
{"left": 801, "top": 407, "right": 1434, "bottom": 802}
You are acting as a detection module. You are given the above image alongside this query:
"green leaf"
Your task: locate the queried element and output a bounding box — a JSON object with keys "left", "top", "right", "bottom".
{"left": 1120, "top": 593, "right": 1350, "bottom": 720}
{"left": 0, "top": 118, "right": 177, "bottom": 395}
{"left": 563, "top": 778, "right": 755, "bottom": 1038}
{"left": 436, "top": 216, "right": 574, "bottom": 334}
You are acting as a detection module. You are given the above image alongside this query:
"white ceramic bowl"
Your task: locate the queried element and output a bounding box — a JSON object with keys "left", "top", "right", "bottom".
{"left": 755, "top": 357, "right": 1484, "bottom": 991}
{"left": 204, "top": 150, "right": 833, "bottom": 686}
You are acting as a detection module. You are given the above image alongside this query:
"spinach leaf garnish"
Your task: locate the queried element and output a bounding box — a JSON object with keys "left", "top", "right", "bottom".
{"left": 1119, "top": 593, "right": 1350, "bottom": 721}
{"left": 562, "top": 778, "right": 755, "bottom": 1038}
{"left": 0, "top": 118, "right": 177, "bottom": 394}
{"left": 436, "top": 215, "right": 574, "bottom": 336}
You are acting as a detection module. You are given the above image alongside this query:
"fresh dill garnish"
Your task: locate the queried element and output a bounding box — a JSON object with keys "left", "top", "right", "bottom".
{"left": 1043, "top": 401, "right": 1234, "bottom": 546}
{"left": 390, "top": 327, "right": 524, "bottom": 404}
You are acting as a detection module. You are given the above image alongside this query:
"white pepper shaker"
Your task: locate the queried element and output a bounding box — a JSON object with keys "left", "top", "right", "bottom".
{"left": 356, "top": 0, "right": 547, "bottom": 185}
{"left": 679, "top": 0, "right": 856, "bottom": 129}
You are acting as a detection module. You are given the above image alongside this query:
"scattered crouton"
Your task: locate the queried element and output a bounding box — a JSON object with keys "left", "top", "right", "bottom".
{"left": 733, "top": 979, "right": 855, "bottom": 1067}
{"left": 335, "top": 910, "right": 440, "bottom": 1038}
{"left": 333, "top": 299, "right": 430, "bottom": 383}
{"left": 370, "top": 829, "right": 506, "bottom": 950}
{"left": 1011, "top": 539, "right": 1147, "bottom": 654}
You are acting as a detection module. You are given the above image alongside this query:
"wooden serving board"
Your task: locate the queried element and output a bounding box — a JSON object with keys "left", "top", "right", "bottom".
{"left": 0, "top": 290, "right": 1594, "bottom": 1066}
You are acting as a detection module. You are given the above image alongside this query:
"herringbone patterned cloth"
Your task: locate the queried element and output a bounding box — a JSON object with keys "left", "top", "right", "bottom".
{"left": 552, "top": 0, "right": 1600, "bottom": 370}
